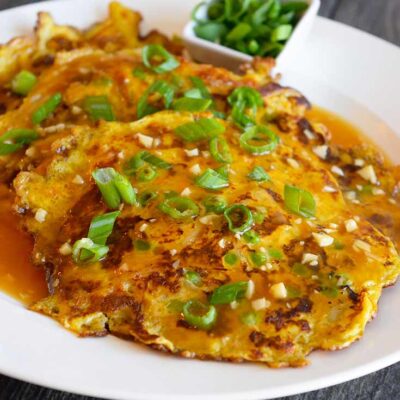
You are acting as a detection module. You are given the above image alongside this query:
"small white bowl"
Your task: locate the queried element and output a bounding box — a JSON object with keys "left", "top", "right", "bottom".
{"left": 183, "top": 0, "right": 320, "bottom": 71}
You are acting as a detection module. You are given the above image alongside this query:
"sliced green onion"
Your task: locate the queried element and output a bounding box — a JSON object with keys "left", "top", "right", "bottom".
{"left": 240, "top": 125, "right": 279, "bottom": 155}
{"left": 286, "top": 285, "right": 301, "bottom": 299}
{"left": 158, "top": 196, "right": 199, "bottom": 219}
{"left": 223, "top": 251, "right": 239, "bottom": 266}
{"left": 334, "top": 240, "right": 345, "bottom": 250}
{"left": 134, "top": 239, "right": 151, "bottom": 251}
{"left": 284, "top": 184, "right": 316, "bottom": 218}
{"left": 172, "top": 97, "right": 212, "bottom": 112}
{"left": 209, "top": 281, "right": 248, "bottom": 305}
{"left": 268, "top": 248, "right": 283, "bottom": 260}
{"left": 250, "top": 251, "right": 267, "bottom": 267}
{"left": 216, "top": 165, "right": 229, "bottom": 179}
{"left": 182, "top": 299, "right": 217, "bottom": 330}
{"left": 11, "top": 70, "right": 37, "bottom": 96}
{"left": 202, "top": 195, "right": 227, "bottom": 214}
{"left": 175, "top": 118, "right": 225, "bottom": 142}
{"left": 137, "top": 165, "right": 158, "bottom": 182}
{"left": 243, "top": 230, "right": 260, "bottom": 245}
{"left": 0, "top": 128, "right": 38, "bottom": 155}
{"left": 87, "top": 211, "right": 120, "bottom": 245}
{"left": 253, "top": 211, "right": 265, "bottom": 224}
{"left": 209, "top": 136, "right": 233, "bottom": 163}
{"left": 247, "top": 166, "right": 270, "bottom": 182}
{"left": 125, "top": 151, "right": 172, "bottom": 176}
{"left": 92, "top": 167, "right": 136, "bottom": 209}
{"left": 195, "top": 168, "right": 229, "bottom": 190}
{"left": 194, "top": 22, "right": 228, "bottom": 42}
{"left": 292, "top": 262, "right": 311, "bottom": 277}
{"left": 142, "top": 45, "right": 180, "bottom": 74}
{"left": 72, "top": 238, "right": 109, "bottom": 265}
{"left": 138, "top": 190, "right": 158, "bottom": 207}
{"left": 224, "top": 204, "right": 253, "bottom": 234}
{"left": 32, "top": 93, "right": 62, "bottom": 124}
{"left": 140, "top": 151, "right": 172, "bottom": 169}
{"left": 228, "top": 87, "right": 263, "bottom": 128}
{"left": 321, "top": 286, "right": 339, "bottom": 299}
{"left": 184, "top": 270, "right": 202, "bottom": 286}
{"left": 137, "top": 80, "right": 175, "bottom": 119}
{"left": 240, "top": 311, "right": 260, "bottom": 326}
{"left": 167, "top": 299, "right": 184, "bottom": 313}
{"left": 82, "top": 96, "right": 115, "bottom": 121}
{"left": 226, "top": 22, "right": 252, "bottom": 41}
{"left": 271, "top": 24, "right": 293, "bottom": 42}
{"left": 190, "top": 76, "right": 213, "bottom": 99}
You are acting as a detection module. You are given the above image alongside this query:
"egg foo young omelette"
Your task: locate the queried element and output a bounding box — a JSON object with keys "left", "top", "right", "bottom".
{"left": 1, "top": 2, "right": 400, "bottom": 368}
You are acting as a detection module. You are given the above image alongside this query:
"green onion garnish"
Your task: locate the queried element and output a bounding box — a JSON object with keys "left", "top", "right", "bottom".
{"left": 292, "top": 262, "right": 311, "bottom": 277}
{"left": 284, "top": 184, "right": 316, "bottom": 218}
{"left": 72, "top": 238, "right": 109, "bottom": 265}
{"left": 92, "top": 167, "right": 136, "bottom": 209}
{"left": 239, "top": 125, "right": 279, "bottom": 155}
{"left": 158, "top": 196, "right": 199, "bottom": 219}
{"left": 209, "top": 281, "right": 249, "bottom": 305}
{"left": 125, "top": 150, "right": 172, "bottom": 175}
{"left": 134, "top": 239, "right": 152, "bottom": 251}
{"left": 182, "top": 299, "right": 217, "bottom": 330}
{"left": 138, "top": 190, "right": 158, "bottom": 207}
{"left": 247, "top": 166, "right": 270, "bottom": 182}
{"left": 137, "top": 165, "right": 158, "bottom": 182}
{"left": 32, "top": 93, "right": 62, "bottom": 125}
{"left": 175, "top": 118, "right": 225, "bottom": 142}
{"left": 172, "top": 97, "right": 212, "bottom": 112}
{"left": 82, "top": 96, "right": 115, "bottom": 121}
{"left": 142, "top": 44, "right": 180, "bottom": 74}
{"left": 72, "top": 211, "right": 120, "bottom": 264}
{"left": 0, "top": 128, "right": 38, "bottom": 155}
{"left": 268, "top": 248, "right": 283, "bottom": 260}
{"left": 184, "top": 270, "right": 202, "bottom": 286}
{"left": 243, "top": 230, "right": 260, "bottom": 245}
{"left": 191, "top": 0, "right": 308, "bottom": 58}
{"left": 202, "top": 195, "right": 227, "bottom": 214}
{"left": 253, "top": 211, "right": 265, "bottom": 224}
{"left": 223, "top": 251, "right": 239, "bottom": 266}
{"left": 132, "top": 67, "right": 146, "bottom": 80}
{"left": 189, "top": 76, "right": 213, "bottom": 99}
{"left": 11, "top": 70, "right": 37, "bottom": 96}
{"left": 87, "top": 211, "right": 120, "bottom": 245}
{"left": 137, "top": 80, "right": 175, "bottom": 119}
{"left": 228, "top": 86, "right": 263, "bottom": 128}
{"left": 240, "top": 311, "right": 260, "bottom": 326}
{"left": 250, "top": 251, "right": 267, "bottom": 267}
{"left": 209, "top": 136, "right": 233, "bottom": 163}
{"left": 224, "top": 204, "right": 253, "bottom": 234}
{"left": 195, "top": 168, "right": 229, "bottom": 190}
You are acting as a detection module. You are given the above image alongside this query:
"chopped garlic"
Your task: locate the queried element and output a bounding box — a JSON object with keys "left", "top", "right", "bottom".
{"left": 190, "top": 163, "right": 202, "bottom": 175}
{"left": 354, "top": 158, "right": 365, "bottom": 167}
{"left": 251, "top": 298, "right": 271, "bottom": 311}
{"left": 172, "top": 260, "right": 180, "bottom": 269}
{"left": 230, "top": 301, "right": 239, "bottom": 310}
{"left": 25, "top": 147, "right": 36, "bottom": 158}
{"left": 345, "top": 219, "right": 358, "bottom": 232}
{"left": 331, "top": 165, "right": 344, "bottom": 176}
{"left": 139, "top": 223, "right": 148, "bottom": 232}
{"left": 323, "top": 186, "right": 337, "bottom": 193}
{"left": 310, "top": 260, "right": 319, "bottom": 267}
{"left": 357, "top": 165, "right": 377, "bottom": 184}
{"left": 313, "top": 145, "right": 329, "bottom": 159}
{"left": 329, "top": 223, "right": 339, "bottom": 229}
{"left": 287, "top": 157, "right": 300, "bottom": 169}
{"left": 270, "top": 282, "right": 287, "bottom": 299}
{"left": 303, "top": 129, "right": 315, "bottom": 140}
{"left": 71, "top": 105, "right": 82, "bottom": 115}
{"left": 72, "top": 174, "right": 84, "bottom": 185}
{"left": 170, "top": 249, "right": 177, "bottom": 256}
{"left": 136, "top": 133, "right": 154, "bottom": 148}
{"left": 302, "top": 253, "right": 318, "bottom": 264}
{"left": 353, "top": 239, "right": 371, "bottom": 253}
{"left": 35, "top": 208, "right": 47, "bottom": 223}
{"left": 312, "top": 232, "right": 334, "bottom": 247}
{"left": 246, "top": 280, "right": 255, "bottom": 299}
{"left": 218, "top": 238, "right": 226, "bottom": 249}
{"left": 184, "top": 148, "right": 199, "bottom": 157}
{"left": 181, "top": 187, "right": 192, "bottom": 197}
{"left": 59, "top": 242, "right": 72, "bottom": 255}
{"left": 344, "top": 191, "right": 357, "bottom": 200}
{"left": 372, "top": 187, "right": 385, "bottom": 196}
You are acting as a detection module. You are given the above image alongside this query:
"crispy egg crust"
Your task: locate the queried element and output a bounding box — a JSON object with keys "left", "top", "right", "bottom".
{"left": 1, "top": 2, "right": 400, "bottom": 368}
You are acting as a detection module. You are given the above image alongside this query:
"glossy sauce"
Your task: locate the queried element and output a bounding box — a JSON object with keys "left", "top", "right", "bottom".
{"left": 0, "top": 107, "right": 386, "bottom": 305}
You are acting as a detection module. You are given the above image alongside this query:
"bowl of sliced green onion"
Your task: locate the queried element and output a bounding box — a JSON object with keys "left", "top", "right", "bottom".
{"left": 183, "top": 0, "right": 320, "bottom": 70}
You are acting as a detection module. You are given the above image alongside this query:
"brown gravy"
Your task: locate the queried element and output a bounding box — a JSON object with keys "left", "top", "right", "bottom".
{"left": 0, "top": 107, "right": 387, "bottom": 305}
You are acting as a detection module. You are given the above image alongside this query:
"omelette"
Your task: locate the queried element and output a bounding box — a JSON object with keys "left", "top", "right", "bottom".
{"left": 1, "top": 2, "right": 400, "bottom": 367}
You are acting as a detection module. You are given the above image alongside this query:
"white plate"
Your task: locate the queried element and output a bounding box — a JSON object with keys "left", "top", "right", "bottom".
{"left": 1, "top": 1, "right": 400, "bottom": 399}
